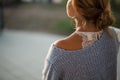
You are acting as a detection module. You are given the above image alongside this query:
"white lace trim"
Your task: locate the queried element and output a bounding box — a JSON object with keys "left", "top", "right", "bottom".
{"left": 75, "top": 30, "right": 103, "bottom": 48}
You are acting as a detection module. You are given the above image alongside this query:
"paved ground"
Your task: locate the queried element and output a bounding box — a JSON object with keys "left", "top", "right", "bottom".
{"left": 0, "top": 30, "right": 120, "bottom": 80}
{"left": 0, "top": 30, "right": 64, "bottom": 80}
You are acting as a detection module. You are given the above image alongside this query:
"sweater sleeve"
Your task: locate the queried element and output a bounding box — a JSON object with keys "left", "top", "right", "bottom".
{"left": 42, "top": 60, "right": 61, "bottom": 80}
{"left": 109, "top": 27, "right": 120, "bottom": 55}
{"left": 42, "top": 44, "right": 63, "bottom": 80}
{"left": 110, "top": 26, "right": 120, "bottom": 43}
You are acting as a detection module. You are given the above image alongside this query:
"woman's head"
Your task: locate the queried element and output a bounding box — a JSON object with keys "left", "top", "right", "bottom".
{"left": 66, "top": 0, "right": 115, "bottom": 30}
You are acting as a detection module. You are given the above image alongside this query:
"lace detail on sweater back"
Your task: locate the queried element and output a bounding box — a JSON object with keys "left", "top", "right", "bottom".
{"left": 75, "top": 30, "right": 103, "bottom": 48}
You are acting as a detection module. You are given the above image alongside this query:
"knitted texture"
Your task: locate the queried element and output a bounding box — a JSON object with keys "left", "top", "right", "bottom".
{"left": 42, "top": 29, "right": 119, "bottom": 80}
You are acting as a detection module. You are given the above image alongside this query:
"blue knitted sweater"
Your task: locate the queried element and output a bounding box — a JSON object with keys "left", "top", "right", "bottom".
{"left": 42, "top": 29, "right": 119, "bottom": 80}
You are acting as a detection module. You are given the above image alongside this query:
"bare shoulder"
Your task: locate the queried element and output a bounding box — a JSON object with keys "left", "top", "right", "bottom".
{"left": 53, "top": 34, "right": 83, "bottom": 50}
{"left": 53, "top": 38, "right": 68, "bottom": 49}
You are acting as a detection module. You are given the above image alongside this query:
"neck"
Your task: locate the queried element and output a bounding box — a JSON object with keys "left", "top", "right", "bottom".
{"left": 75, "top": 20, "right": 100, "bottom": 32}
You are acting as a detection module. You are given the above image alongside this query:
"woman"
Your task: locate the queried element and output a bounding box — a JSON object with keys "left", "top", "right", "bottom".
{"left": 42, "top": 0, "right": 120, "bottom": 80}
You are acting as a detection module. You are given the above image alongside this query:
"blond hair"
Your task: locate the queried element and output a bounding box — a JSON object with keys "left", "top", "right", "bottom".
{"left": 71, "top": 0, "right": 115, "bottom": 30}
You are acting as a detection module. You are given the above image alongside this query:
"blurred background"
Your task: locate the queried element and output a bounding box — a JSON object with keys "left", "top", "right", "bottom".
{"left": 0, "top": 0, "right": 120, "bottom": 80}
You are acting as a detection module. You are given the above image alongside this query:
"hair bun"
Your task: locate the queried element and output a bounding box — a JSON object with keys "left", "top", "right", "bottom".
{"left": 96, "top": 10, "right": 115, "bottom": 29}
{"left": 83, "top": 8, "right": 102, "bottom": 20}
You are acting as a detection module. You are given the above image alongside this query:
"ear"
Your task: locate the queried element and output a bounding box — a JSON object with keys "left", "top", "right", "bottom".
{"left": 66, "top": 0, "right": 75, "bottom": 18}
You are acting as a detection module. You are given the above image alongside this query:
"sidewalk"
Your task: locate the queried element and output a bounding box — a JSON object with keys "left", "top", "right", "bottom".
{"left": 0, "top": 30, "right": 120, "bottom": 80}
{"left": 0, "top": 30, "right": 63, "bottom": 80}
